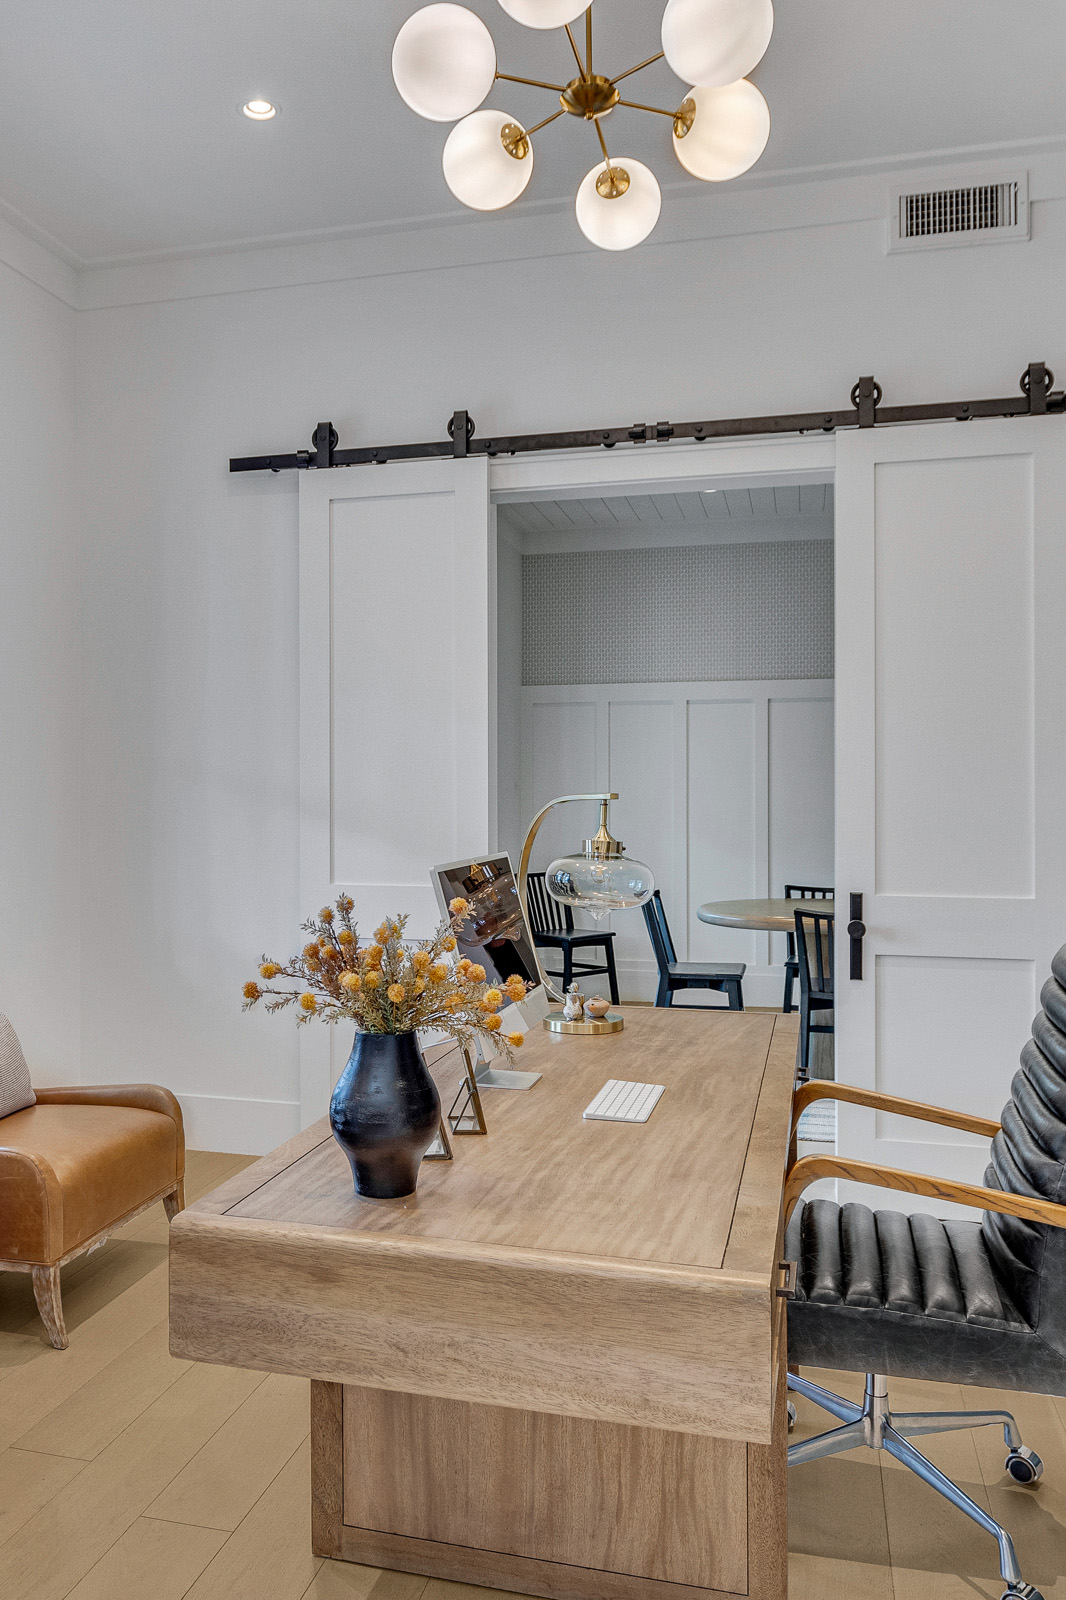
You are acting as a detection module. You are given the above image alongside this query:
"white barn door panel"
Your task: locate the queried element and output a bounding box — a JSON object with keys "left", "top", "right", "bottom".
{"left": 835, "top": 419, "right": 1066, "bottom": 1193}
{"left": 299, "top": 459, "right": 492, "bottom": 1123}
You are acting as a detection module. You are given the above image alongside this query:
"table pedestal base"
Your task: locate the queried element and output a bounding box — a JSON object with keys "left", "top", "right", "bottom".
{"left": 311, "top": 1378, "right": 786, "bottom": 1600}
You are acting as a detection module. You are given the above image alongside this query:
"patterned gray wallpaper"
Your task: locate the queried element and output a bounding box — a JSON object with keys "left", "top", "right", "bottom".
{"left": 521, "top": 540, "right": 834, "bottom": 686}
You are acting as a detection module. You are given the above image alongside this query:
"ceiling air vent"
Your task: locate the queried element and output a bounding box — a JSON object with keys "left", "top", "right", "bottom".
{"left": 888, "top": 172, "right": 1029, "bottom": 253}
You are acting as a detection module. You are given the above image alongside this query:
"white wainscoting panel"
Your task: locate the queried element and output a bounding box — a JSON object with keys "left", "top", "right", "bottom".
{"left": 521, "top": 681, "right": 834, "bottom": 1007}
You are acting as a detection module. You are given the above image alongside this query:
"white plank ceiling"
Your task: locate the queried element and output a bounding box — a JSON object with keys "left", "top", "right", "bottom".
{"left": 499, "top": 484, "right": 833, "bottom": 546}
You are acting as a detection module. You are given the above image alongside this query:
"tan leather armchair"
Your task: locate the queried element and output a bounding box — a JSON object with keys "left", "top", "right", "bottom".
{"left": 0, "top": 1084, "right": 185, "bottom": 1348}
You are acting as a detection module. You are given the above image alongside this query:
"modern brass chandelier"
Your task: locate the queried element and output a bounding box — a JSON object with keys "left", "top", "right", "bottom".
{"left": 391, "top": 0, "right": 774, "bottom": 250}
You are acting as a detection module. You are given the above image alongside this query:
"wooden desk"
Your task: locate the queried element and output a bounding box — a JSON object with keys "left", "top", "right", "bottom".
{"left": 170, "top": 1008, "right": 798, "bottom": 1600}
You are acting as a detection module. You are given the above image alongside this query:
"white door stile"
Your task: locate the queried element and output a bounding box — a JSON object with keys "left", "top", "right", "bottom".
{"left": 298, "top": 458, "right": 492, "bottom": 1124}
{"left": 833, "top": 417, "right": 1066, "bottom": 1207}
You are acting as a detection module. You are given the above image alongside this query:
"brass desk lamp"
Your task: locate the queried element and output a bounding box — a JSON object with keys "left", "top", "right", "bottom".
{"left": 518, "top": 793, "right": 654, "bottom": 1032}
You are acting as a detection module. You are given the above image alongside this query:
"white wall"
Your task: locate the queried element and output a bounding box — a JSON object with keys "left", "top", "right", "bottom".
{"left": 66, "top": 163, "right": 1066, "bottom": 1149}
{"left": 521, "top": 682, "right": 834, "bottom": 1007}
{"left": 0, "top": 262, "right": 79, "bottom": 1085}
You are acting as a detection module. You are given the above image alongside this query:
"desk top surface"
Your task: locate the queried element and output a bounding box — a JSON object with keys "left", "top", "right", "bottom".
{"left": 199, "top": 1008, "right": 797, "bottom": 1279}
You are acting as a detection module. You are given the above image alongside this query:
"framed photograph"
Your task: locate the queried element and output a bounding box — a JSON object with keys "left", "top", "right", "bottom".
{"left": 431, "top": 853, "right": 547, "bottom": 1087}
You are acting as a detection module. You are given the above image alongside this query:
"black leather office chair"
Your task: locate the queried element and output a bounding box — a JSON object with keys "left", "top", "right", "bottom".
{"left": 642, "top": 890, "right": 745, "bottom": 1010}
{"left": 782, "top": 943, "right": 1066, "bottom": 1600}
{"left": 794, "top": 907, "right": 834, "bottom": 1084}
{"left": 782, "top": 883, "right": 833, "bottom": 1012}
{"left": 525, "top": 871, "right": 620, "bottom": 1004}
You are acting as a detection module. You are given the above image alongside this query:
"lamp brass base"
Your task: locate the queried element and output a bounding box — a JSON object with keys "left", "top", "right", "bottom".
{"left": 543, "top": 1011, "right": 624, "bottom": 1035}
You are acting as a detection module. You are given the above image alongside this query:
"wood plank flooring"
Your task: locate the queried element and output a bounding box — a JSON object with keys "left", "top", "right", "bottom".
{"left": 1, "top": 1149, "right": 1064, "bottom": 1600}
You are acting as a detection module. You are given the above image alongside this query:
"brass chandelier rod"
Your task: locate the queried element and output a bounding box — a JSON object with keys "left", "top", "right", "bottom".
{"left": 617, "top": 99, "right": 678, "bottom": 118}
{"left": 593, "top": 115, "right": 612, "bottom": 166}
{"left": 495, "top": 70, "right": 567, "bottom": 93}
{"left": 610, "top": 51, "right": 666, "bottom": 84}
{"left": 564, "top": 21, "right": 587, "bottom": 81}
{"left": 524, "top": 107, "right": 566, "bottom": 137}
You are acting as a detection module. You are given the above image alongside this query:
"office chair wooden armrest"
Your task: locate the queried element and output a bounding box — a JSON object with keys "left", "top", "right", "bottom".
{"left": 789, "top": 1081, "right": 1000, "bottom": 1165}
{"left": 783, "top": 1152, "right": 1066, "bottom": 1231}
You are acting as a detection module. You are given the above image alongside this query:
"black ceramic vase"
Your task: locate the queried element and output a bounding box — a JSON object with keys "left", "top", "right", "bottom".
{"left": 329, "top": 1031, "right": 441, "bottom": 1200}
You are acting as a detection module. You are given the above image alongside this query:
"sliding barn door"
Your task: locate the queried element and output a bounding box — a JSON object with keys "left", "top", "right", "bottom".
{"left": 834, "top": 418, "right": 1066, "bottom": 1192}
{"left": 298, "top": 460, "right": 493, "bottom": 1124}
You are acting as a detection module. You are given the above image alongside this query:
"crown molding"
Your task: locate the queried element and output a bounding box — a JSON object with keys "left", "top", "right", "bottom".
{"left": 2, "top": 138, "right": 1065, "bottom": 316}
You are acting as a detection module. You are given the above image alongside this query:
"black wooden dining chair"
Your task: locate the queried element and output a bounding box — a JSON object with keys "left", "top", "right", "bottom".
{"left": 525, "top": 872, "right": 620, "bottom": 1003}
{"left": 642, "top": 891, "right": 745, "bottom": 1010}
{"left": 794, "top": 907, "right": 834, "bottom": 1083}
{"left": 782, "top": 883, "right": 834, "bottom": 1013}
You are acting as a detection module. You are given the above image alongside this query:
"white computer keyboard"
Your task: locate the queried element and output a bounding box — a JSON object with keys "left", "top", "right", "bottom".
{"left": 583, "top": 1079, "right": 665, "bottom": 1124}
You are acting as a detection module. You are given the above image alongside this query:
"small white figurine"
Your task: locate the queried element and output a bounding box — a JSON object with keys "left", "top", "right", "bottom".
{"left": 562, "top": 981, "right": 584, "bottom": 1022}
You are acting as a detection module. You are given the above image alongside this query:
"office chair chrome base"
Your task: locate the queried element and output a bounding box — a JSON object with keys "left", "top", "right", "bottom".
{"left": 787, "top": 1372, "right": 1045, "bottom": 1600}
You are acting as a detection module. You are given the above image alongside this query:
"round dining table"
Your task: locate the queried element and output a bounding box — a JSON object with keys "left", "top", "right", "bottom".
{"left": 697, "top": 897, "right": 835, "bottom": 933}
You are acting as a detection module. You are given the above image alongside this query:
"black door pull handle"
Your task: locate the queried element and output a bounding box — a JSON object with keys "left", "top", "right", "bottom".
{"left": 848, "top": 893, "right": 866, "bottom": 980}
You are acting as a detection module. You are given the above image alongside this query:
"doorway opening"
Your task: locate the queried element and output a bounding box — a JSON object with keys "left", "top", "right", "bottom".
{"left": 496, "top": 478, "right": 835, "bottom": 1031}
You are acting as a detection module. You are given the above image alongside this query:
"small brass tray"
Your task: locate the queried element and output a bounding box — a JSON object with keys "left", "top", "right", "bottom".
{"left": 543, "top": 1010, "right": 624, "bottom": 1035}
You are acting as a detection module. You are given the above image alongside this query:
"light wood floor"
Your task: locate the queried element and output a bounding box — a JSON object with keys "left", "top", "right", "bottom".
{"left": 1, "top": 1150, "right": 1064, "bottom": 1600}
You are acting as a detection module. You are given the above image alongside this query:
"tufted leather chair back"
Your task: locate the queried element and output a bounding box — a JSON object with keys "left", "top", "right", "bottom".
{"left": 982, "top": 944, "right": 1066, "bottom": 1348}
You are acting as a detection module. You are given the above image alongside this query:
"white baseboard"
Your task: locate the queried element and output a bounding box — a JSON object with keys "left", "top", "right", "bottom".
{"left": 178, "top": 1092, "right": 301, "bottom": 1155}
{"left": 616, "top": 960, "right": 787, "bottom": 1011}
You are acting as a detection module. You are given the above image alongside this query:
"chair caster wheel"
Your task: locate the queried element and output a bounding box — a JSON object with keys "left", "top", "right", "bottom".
{"left": 787, "top": 1400, "right": 796, "bottom": 1433}
{"left": 1005, "top": 1446, "right": 1044, "bottom": 1485}
{"left": 1000, "top": 1585, "right": 1043, "bottom": 1600}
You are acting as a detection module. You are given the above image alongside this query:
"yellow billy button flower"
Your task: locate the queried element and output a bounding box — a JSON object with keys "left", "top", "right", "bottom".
{"left": 365, "top": 945, "right": 384, "bottom": 967}
{"left": 243, "top": 981, "right": 261, "bottom": 1000}
{"left": 259, "top": 962, "right": 280, "bottom": 979}
{"left": 411, "top": 949, "right": 432, "bottom": 972}
{"left": 429, "top": 962, "right": 448, "bottom": 983}
{"left": 300, "top": 993, "right": 317, "bottom": 1012}
{"left": 339, "top": 971, "right": 361, "bottom": 992}
{"left": 443, "top": 993, "right": 463, "bottom": 1012}
{"left": 337, "top": 893, "right": 354, "bottom": 914}
{"left": 504, "top": 974, "right": 526, "bottom": 1002}
{"left": 387, "top": 983, "right": 405, "bottom": 1004}
{"left": 484, "top": 1013, "right": 502, "bottom": 1032}
{"left": 302, "top": 942, "right": 320, "bottom": 961}
{"left": 363, "top": 971, "right": 381, "bottom": 990}
{"left": 441, "top": 935, "right": 457, "bottom": 952}
{"left": 337, "top": 929, "right": 354, "bottom": 946}
{"left": 506, "top": 1031, "right": 524, "bottom": 1048}
{"left": 413, "top": 978, "right": 426, "bottom": 995}
{"left": 482, "top": 987, "right": 503, "bottom": 1009}
{"left": 456, "top": 958, "right": 472, "bottom": 977}
{"left": 449, "top": 896, "right": 471, "bottom": 916}
{"left": 468, "top": 963, "right": 486, "bottom": 983}
{"left": 374, "top": 923, "right": 390, "bottom": 944}
{"left": 319, "top": 906, "right": 334, "bottom": 923}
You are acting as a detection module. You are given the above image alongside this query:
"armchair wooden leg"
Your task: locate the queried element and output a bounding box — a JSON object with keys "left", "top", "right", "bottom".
{"left": 31, "top": 1264, "right": 68, "bottom": 1350}
{"left": 163, "top": 1179, "right": 185, "bottom": 1222}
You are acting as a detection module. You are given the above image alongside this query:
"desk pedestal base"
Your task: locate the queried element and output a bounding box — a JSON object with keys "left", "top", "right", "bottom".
{"left": 312, "top": 1379, "right": 786, "bottom": 1600}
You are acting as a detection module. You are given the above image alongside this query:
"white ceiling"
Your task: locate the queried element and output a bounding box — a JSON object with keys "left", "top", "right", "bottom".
{"left": 1, "top": 2, "right": 1064, "bottom": 266}
{"left": 499, "top": 483, "right": 833, "bottom": 551}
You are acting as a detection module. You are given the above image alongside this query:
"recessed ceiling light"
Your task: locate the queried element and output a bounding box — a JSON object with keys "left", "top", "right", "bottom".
{"left": 242, "top": 100, "right": 277, "bottom": 120}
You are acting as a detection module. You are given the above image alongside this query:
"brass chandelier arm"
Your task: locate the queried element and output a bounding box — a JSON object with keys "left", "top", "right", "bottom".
{"left": 611, "top": 51, "right": 666, "bottom": 84}
{"left": 586, "top": 6, "right": 593, "bottom": 77}
{"left": 564, "top": 22, "right": 588, "bottom": 80}
{"left": 594, "top": 115, "right": 612, "bottom": 166}
{"left": 617, "top": 98, "right": 679, "bottom": 118}
{"left": 495, "top": 71, "right": 567, "bottom": 93}
{"left": 524, "top": 108, "right": 566, "bottom": 137}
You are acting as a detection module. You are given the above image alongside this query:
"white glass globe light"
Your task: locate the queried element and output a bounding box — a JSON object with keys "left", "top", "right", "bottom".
{"left": 392, "top": 4, "right": 497, "bottom": 122}
{"left": 575, "top": 158, "right": 661, "bottom": 251}
{"left": 673, "top": 80, "right": 770, "bottom": 181}
{"left": 443, "top": 110, "right": 533, "bottom": 209}
{"left": 661, "top": 0, "right": 774, "bottom": 89}
{"left": 497, "top": 0, "right": 588, "bottom": 28}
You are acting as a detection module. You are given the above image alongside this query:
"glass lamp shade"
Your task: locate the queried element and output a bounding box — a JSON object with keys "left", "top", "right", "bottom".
{"left": 443, "top": 110, "right": 533, "bottom": 209}
{"left": 392, "top": 4, "right": 497, "bottom": 122}
{"left": 661, "top": 0, "right": 774, "bottom": 89}
{"left": 673, "top": 80, "right": 770, "bottom": 181}
{"left": 575, "top": 158, "right": 661, "bottom": 251}
{"left": 496, "top": 0, "right": 588, "bottom": 27}
{"left": 545, "top": 853, "right": 655, "bottom": 921}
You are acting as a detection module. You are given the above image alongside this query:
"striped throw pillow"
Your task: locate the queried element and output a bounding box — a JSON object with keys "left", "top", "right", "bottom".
{"left": 0, "top": 1014, "right": 35, "bottom": 1118}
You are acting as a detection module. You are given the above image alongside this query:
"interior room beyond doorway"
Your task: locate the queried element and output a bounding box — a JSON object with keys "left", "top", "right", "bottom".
{"left": 496, "top": 479, "right": 835, "bottom": 1013}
